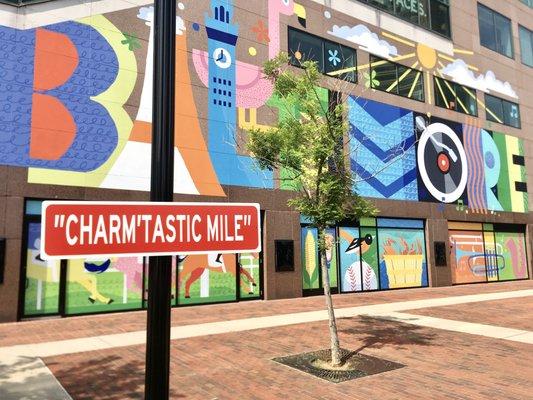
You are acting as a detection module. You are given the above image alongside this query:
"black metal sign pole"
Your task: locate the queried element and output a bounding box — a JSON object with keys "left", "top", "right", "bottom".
{"left": 145, "top": 0, "right": 176, "bottom": 399}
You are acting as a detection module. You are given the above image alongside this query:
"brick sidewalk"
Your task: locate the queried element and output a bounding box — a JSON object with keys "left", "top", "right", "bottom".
{"left": 411, "top": 296, "right": 533, "bottom": 331}
{"left": 45, "top": 308, "right": 533, "bottom": 400}
{"left": 1, "top": 280, "right": 531, "bottom": 399}
{"left": 0, "top": 280, "right": 531, "bottom": 347}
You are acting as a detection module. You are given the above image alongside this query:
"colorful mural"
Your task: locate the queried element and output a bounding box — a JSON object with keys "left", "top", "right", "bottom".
{"left": 349, "top": 97, "right": 528, "bottom": 213}
{"left": 21, "top": 200, "right": 261, "bottom": 317}
{"left": 0, "top": 0, "right": 526, "bottom": 214}
{"left": 306, "top": 218, "right": 427, "bottom": 294}
{"left": 301, "top": 227, "right": 338, "bottom": 291}
{"left": 23, "top": 222, "right": 60, "bottom": 316}
{"left": 65, "top": 257, "right": 143, "bottom": 315}
{"left": 449, "top": 222, "right": 529, "bottom": 284}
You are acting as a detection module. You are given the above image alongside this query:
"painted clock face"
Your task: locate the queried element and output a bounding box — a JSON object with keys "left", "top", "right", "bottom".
{"left": 213, "top": 47, "right": 232, "bottom": 69}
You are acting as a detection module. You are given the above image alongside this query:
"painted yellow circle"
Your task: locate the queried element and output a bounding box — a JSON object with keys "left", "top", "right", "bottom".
{"left": 248, "top": 47, "right": 257, "bottom": 56}
{"left": 417, "top": 43, "right": 437, "bottom": 70}
{"left": 294, "top": 51, "right": 302, "bottom": 60}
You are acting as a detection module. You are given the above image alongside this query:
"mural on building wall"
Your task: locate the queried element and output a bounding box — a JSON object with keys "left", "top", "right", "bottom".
{"left": 328, "top": 22, "right": 519, "bottom": 113}
{"left": 65, "top": 257, "right": 144, "bottom": 314}
{"left": 349, "top": 96, "right": 529, "bottom": 213}
{"left": 335, "top": 218, "right": 427, "bottom": 293}
{"left": 176, "top": 252, "right": 259, "bottom": 305}
{"left": 0, "top": 0, "right": 527, "bottom": 213}
{"left": 24, "top": 223, "right": 60, "bottom": 316}
{"left": 449, "top": 223, "right": 529, "bottom": 284}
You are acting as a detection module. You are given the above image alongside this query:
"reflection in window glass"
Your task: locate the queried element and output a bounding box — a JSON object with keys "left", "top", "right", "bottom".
{"left": 369, "top": 0, "right": 394, "bottom": 13}
{"left": 324, "top": 42, "right": 357, "bottom": 83}
{"left": 371, "top": 56, "right": 424, "bottom": 101}
{"left": 356, "top": 0, "right": 449, "bottom": 37}
{"left": 288, "top": 28, "right": 357, "bottom": 83}
{"left": 485, "top": 94, "right": 520, "bottom": 128}
{"left": 288, "top": 29, "right": 323, "bottom": 70}
{"left": 503, "top": 100, "right": 521, "bottom": 128}
{"left": 434, "top": 77, "right": 477, "bottom": 116}
{"left": 519, "top": 25, "right": 533, "bottom": 67}
{"left": 494, "top": 13, "right": 513, "bottom": 58}
{"left": 398, "top": 66, "right": 424, "bottom": 101}
{"left": 418, "top": 0, "right": 430, "bottom": 28}
{"left": 429, "top": 0, "right": 451, "bottom": 37}
{"left": 371, "top": 57, "right": 397, "bottom": 92}
{"left": 396, "top": 0, "right": 419, "bottom": 24}
{"left": 478, "top": 4, "right": 514, "bottom": 58}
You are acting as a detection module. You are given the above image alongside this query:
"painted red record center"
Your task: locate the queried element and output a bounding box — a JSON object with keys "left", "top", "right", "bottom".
{"left": 437, "top": 152, "right": 450, "bottom": 174}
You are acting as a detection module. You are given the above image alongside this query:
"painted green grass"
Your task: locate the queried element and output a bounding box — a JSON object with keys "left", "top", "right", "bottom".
{"left": 178, "top": 270, "right": 237, "bottom": 305}
{"left": 65, "top": 272, "right": 142, "bottom": 315}
{"left": 24, "top": 278, "right": 59, "bottom": 316}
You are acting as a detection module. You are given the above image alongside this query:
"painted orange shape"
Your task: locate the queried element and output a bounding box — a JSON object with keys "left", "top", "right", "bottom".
{"left": 30, "top": 93, "right": 76, "bottom": 160}
{"left": 33, "top": 28, "right": 79, "bottom": 92}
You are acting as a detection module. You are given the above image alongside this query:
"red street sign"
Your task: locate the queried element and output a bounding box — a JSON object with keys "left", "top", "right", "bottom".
{"left": 41, "top": 201, "right": 261, "bottom": 260}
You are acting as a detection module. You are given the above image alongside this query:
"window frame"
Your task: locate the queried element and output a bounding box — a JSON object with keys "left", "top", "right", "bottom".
{"left": 433, "top": 76, "right": 479, "bottom": 117}
{"left": 370, "top": 55, "right": 425, "bottom": 103}
{"left": 484, "top": 93, "right": 521, "bottom": 129}
{"left": 477, "top": 3, "right": 515, "bottom": 59}
{"left": 519, "top": 25, "right": 533, "bottom": 67}
{"left": 288, "top": 26, "right": 358, "bottom": 84}
{"left": 355, "top": 0, "right": 452, "bottom": 39}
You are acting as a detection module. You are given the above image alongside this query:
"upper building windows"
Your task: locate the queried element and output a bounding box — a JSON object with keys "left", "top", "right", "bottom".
{"left": 520, "top": 0, "right": 533, "bottom": 8}
{"left": 478, "top": 3, "right": 514, "bottom": 58}
{"left": 355, "top": 0, "right": 451, "bottom": 38}
{"left": 288, "top": 27, "right": 357, "bottom": 83}
{"left": 434, "top": 76, "right": 478, "bottom": 116}
{"left": 519, "top": 25, "right": 533, "bottom": 67}
{"left": 370, "top": 56, "right": 425, "bottom": 102}
{"left": 485, "top": 94, "right": 521, "bottom": 128}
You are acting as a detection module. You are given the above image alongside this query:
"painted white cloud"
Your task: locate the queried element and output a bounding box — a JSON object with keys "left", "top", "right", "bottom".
{"left": 327, "top": 24, "right": 398, "bottom": 58}
{"left": 441, "top": 59, "right": 518, "bottom": 99}
{"left": 137, "top": 6, "right": 186, "bottom": 35}
{"left": 138, "top": 6, "right": 154, "bottom": 25}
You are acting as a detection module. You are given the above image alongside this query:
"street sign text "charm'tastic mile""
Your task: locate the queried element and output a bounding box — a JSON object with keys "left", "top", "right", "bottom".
{"left": 41, "top": 202, "right": 261, "bottom": 259}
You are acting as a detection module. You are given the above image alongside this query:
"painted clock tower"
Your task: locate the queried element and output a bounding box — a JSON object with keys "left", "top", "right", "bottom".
{"left": 205, "top": 0, "right": 240, "bottom": 185}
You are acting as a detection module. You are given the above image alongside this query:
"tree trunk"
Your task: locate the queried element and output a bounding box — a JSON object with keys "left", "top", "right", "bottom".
{"left": 319, "top": 230, "right": 342, "bottom": 367}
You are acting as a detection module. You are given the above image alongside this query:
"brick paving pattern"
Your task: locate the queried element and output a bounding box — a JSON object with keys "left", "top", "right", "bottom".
{"left": 409, "top": 296, "right": 533, "bottom": 331}
{"left": 0, "top": 280, "right": 530, "bottom": 347}
{"left": 45, "top": 314, "right": 532, "bottom": 400}
{"left": 1, "top": 280, "right": 532, "bottom": 399}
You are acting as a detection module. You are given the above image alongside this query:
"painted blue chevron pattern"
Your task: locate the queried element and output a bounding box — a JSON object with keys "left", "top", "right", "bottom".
{"left": 348, "top": 97, "right": 418, "bottom": 201}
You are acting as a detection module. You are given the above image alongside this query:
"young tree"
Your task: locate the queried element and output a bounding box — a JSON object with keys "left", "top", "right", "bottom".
{"left": 248, "top": 54, "right": 378, "bottom": 367}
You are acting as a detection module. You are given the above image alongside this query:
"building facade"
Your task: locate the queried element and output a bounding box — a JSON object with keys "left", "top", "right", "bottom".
{"left": 0, "top": 0, "right": 532, "bottom": 321}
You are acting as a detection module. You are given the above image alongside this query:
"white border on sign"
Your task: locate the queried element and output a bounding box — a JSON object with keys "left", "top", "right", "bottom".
{"left": 40, "top": 201, "right": 262, "bottom": 260}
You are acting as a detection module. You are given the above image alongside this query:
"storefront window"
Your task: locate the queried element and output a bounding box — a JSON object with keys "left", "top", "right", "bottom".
{"left": 307, "top": 218, "right": 428, "bottom": 295}
{"left": 449, "top": 222, "right": 529, "bottom": 284}
{"left": 65, "top": 257, "right": 144, "bottom": 315}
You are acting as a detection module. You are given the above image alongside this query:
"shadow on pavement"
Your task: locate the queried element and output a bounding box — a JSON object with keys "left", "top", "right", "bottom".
{"left": 46, "top": 355, "right": 185, "bottom": 400}
{"left": 339, "top": 315, "right": 436, "bottom": 356}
